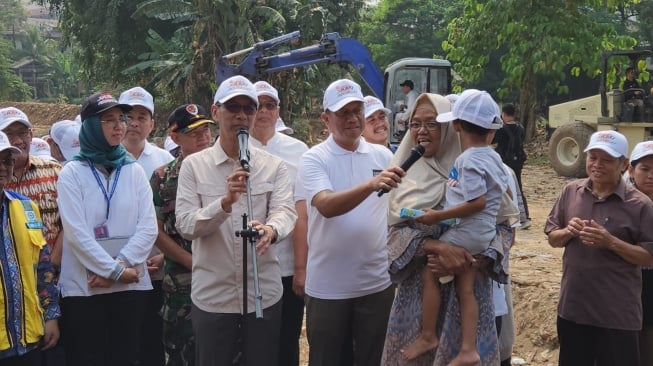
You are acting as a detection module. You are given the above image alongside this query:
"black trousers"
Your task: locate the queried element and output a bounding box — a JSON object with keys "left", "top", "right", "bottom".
{"left": 305, "top": 286, "right": 394, "bottom": 366}
{"left": 0, "top": 349, "right": 41, "bottom": 366}
{"left": 278, "top": 276, "right": 305, "bottom": 366}
{"left": 140, "top": 280, "right": 165, "bottom": 366}
{"left": 62, "top": 290, "right": 148, "bottom": 366}
{"left": 192, "top": 300, "right": 282, "bottom": 366}
{"left": 557, "top": 316, "right": 640, "bottom": 366}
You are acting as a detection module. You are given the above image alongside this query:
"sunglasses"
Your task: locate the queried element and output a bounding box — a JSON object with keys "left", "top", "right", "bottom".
{"left": 220, "top": 102, "right": 257, "bottom": 116}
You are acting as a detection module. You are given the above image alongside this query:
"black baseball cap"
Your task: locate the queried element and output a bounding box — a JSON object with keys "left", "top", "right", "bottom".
{"left": 168, "top": 104, "right": 216, "bottom": 133}
{"left": 80, "top": 92, "right": 132, "bottom": 121}
{"left": 399, "top": 80, "right": 414, "bottom": 89}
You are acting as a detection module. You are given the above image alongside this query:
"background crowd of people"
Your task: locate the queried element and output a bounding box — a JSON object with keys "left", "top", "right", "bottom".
{"left": 1, "top": 74, "right": 651, "bottom": 366}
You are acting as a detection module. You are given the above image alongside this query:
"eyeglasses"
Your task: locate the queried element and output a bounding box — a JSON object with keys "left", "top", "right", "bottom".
{"left": 258, "top": 102, "right": 278, "bottom": 111}
{"left": 0, "top": 157, "right": 15, "bottom": 167}
{"left": 409, "top": 121, "right": 440, "bottom": 131}
{"left": 4, "top": 129, "right": 31, "bottom": 140}
{"left": 101, "top": 115, "right": 129, "bottom": 127}
{"left": 220, "top": 103, "right": 257, "bottom": 116}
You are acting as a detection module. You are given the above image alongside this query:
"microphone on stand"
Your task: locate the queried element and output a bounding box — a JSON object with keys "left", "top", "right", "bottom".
{"left": 237, "top": 128, "right": 250, "bottom": 171}
{"left": 377, "top": 144, "right": 426, "bottom": 197}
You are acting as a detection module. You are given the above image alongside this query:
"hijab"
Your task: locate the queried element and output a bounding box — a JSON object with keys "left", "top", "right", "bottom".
{"left": 388, "top": 93, "right": 462, "bottom": 226}
{"left": 73, "top": 115, "right": 135, "bottom": 168}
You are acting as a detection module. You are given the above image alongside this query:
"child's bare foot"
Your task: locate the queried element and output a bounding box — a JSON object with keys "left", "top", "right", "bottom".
{"left": 401, "top": 335, "right": 439, "bottom": 360}
{"left": 447, "top": 349, "right": 480, "bottom": 366}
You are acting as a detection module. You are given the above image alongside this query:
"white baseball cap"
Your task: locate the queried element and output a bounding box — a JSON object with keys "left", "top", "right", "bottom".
{"left": 445, "top": 94, "right": 460, "bottom": 104}
{"left": 363, "top": 96, "right": 391, "bottom": 119}
{"left": 583, "top": 130, "right": 628, "bottom": 158}
{"left": 0, "top": 107, "right": 33, "bottom": 130}
{"left": 213, "top": 75, "right": 259, "bottom": 106}
{"left": 119, "top": 86, "right": 155, "bottom": 115}
{"left": 30, "top": 137, "right": 57, "bottom": 162}
{"left": 0, "top": 131, "right": 21, "bottom": 154}
{"left": 50, "top": 119, "right": 81, "bottom": 161}
{"left": 631, "top": 141, "right": 653, "bottom": 163}
{"left": 323, "top": 79, "right": 364, "bottom": 112}
{"left": 275, "top": 118, "right": 294, "bottom": 135}
{"left": 436, "top": 89, "right": 503, "bottom": 130}
{"left": 254, "top": 81, "right": 280, "bottom": 104}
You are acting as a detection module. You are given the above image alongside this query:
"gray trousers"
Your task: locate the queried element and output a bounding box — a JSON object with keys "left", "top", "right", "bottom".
{"left": 192, "top": 300, "right": 282, "bottom": 366}
{"left": 306, "top": 285, "right": 394, "bottom": 366}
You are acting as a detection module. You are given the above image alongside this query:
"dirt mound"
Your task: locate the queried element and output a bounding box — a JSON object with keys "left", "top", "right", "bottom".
{"left": 0, "top": 101, "right": 81, "bottom": 136}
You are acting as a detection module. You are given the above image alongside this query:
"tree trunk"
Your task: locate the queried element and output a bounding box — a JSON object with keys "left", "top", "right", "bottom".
{"left": 519, "top": 69, "right": 538, "bottom": 142}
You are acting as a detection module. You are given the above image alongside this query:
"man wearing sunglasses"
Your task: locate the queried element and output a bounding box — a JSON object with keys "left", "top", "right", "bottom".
{"left": 249, "top": 81, "right": 308, "bottom": 366}
{"left": 176, "top": 75, "right": 296, "bottom": 366}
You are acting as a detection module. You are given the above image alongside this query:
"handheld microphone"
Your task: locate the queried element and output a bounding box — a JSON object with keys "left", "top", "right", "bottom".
{"left": 377, "top": 144, "right": 425, "bottom": 197}
{"left": 237, "top": 128, "right": 250, "bottom": 171}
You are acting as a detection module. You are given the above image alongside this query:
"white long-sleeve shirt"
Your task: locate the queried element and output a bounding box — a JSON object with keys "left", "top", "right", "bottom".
{"left": 57, "top": 160, "right": 157, "bottom": 297}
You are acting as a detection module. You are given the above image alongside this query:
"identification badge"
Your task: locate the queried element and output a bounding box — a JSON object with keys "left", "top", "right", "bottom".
{"left": 94, "top": 224, "right": 109, "bottom": 239}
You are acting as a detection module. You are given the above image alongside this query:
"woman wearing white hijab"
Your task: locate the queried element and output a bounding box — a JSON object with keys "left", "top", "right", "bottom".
{"left": 381, "top": 94, "right": 501, "bottom": 365}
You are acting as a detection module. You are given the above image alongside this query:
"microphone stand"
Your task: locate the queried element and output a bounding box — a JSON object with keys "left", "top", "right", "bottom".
{"left": 234, "top": 136, "right": 264, "bottom": 363}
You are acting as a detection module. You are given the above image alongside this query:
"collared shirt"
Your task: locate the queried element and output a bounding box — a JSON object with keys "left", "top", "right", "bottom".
{"left": 250, "top": 132, "right": 308, "bottom": 276}
{"left": 57, "top": 160, "right": 157, "bottom": 297}
{"left": 545, "top": 178, "right": 653, "bottom": 330}
{"left": 130, "top": 142, "right": 174, "bottom": 280}
{"left": 176, "top": 140, "right": 296, "bottom": 314}
{"left": 298, "top": 135, "right": 392, "bottom": 299}
{"left": 0, "top": 193, "right": 60, "bottom": 359}
{"left": 6, "top": 155, "right": 62, "bottom": 247}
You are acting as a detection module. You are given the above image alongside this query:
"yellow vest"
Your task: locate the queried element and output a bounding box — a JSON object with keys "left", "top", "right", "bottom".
{"left": 0, "top": 191, "right": 47, "bottom": 351}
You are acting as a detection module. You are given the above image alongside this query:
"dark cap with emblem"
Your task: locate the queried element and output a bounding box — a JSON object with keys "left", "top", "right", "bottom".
{"left": 80, "top": 92, "right": 133, "bottom": 121}
{"left": 168, "top": 104, "right": 216, "bottom": 133}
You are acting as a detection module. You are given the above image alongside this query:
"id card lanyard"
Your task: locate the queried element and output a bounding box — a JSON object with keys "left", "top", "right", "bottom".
{"left": 88, "top": 160, "right": 123, "bottom": 220}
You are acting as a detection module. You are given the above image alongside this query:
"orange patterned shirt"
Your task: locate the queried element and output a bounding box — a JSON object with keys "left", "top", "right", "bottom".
{"left": 6, "top": 155, "right": 62, "bottom": 247}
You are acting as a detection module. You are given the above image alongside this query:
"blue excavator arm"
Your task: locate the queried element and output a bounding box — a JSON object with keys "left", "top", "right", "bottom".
{"left": 216, "top": 31, "right": 384, "bottom": 98}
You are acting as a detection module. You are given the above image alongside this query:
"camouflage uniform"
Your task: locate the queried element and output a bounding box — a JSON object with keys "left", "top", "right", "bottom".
{"left": 151, "top": 156, "right": 194, "bottom": 366}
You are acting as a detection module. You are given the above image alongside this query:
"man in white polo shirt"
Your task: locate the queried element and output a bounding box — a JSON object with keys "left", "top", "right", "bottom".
{"left": 119, "top": 86, "right": 173, "bottom": 366}
{"left": 250, "top": 81, "right": 308, "bottom": 366}
{"left": 297, "top": 79, "right": 405, "bottom": 366}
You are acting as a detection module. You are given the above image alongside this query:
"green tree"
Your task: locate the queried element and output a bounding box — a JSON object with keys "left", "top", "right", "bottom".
{"left": 360, "top": 0, "right": 461, "bottom": 69}
{"left": 443, "top": 0, "right": 637, "bottom": 140}
{"left": 0, "top": 0, "right": 26, "bottom": 31}
{"left": 0, "top": 37, "right": 32, "bottom": 100}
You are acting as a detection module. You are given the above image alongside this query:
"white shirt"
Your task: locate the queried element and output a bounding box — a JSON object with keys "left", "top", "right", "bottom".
{"left": 298, "top": 136, "right": 392, "bottom": 299}
{"left": 251, "top": 132, "right": 308, "bottom": 276}
{"left": 129, "top": 142, "right": 173, "bottom": 280}
{"left": 57, "top": 160, "right": 158, "bottom": 297}
{"left": 129, "top": 142, "right": 174, "bottom": 179}
{"left": 405, "top": 89, "right": 419, "bottom": 111}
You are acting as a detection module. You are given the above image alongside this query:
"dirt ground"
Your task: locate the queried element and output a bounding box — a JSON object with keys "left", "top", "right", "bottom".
{"left": 5, "top": 101, "right": 567, "bottom": 365}
{"left": 296, "top": 132, "right": 571, "bottom": 365}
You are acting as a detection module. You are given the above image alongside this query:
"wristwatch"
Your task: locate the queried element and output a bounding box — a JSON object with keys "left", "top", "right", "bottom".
{"left": 268, "top": 225, "right": 279, "bottom": 244}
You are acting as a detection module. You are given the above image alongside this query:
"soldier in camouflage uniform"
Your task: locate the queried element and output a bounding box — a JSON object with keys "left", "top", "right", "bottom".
{"left": 150, "top": 104, "right": 216, "bottom": 366}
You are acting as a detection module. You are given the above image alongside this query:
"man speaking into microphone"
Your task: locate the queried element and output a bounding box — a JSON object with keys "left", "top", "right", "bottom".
{"left": 175, "top": 75, "right": 296, "bottom": 366}
{"left": 297, "top": 79, "right": 407, "bottom": 366}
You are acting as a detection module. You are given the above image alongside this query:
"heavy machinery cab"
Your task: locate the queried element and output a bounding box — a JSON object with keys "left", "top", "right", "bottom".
{"left": 547, "top": 49, "right": 653, "bottom": 177}
{"left": 599, "top": 49, "right": 653, "bottom": 123}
